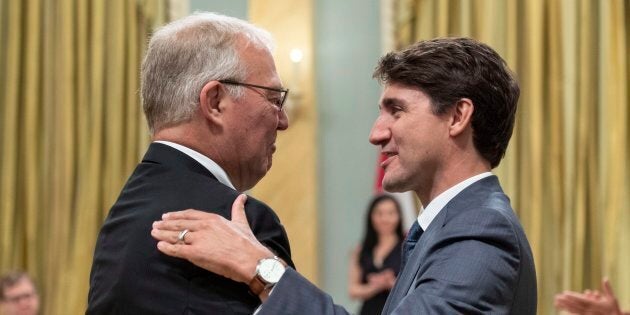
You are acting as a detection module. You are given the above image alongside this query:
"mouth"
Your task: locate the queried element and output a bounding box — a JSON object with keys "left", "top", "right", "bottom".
{"left": 380, "top": 151, "right": 398, "bottom": 168}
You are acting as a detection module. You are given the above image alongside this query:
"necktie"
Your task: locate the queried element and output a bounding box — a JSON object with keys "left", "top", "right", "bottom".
{"left": 401, "top": 221, "right": 423, "bottom": 270}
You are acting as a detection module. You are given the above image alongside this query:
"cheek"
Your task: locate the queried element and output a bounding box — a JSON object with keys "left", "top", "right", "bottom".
{"left": 387, "top": 218, "right": 396, "bottom": 226}
{"left": 396, "top": 134, "right": 429, "bottom": 162}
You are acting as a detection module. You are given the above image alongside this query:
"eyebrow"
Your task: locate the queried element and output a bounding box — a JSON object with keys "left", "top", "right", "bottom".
{"left": 380, "top": 97, "right": 406, "bottom": 109}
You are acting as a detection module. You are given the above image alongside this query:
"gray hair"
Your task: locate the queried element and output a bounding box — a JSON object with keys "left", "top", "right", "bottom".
{"left": 141, "top": 12, "right": 275, "bottom": 134}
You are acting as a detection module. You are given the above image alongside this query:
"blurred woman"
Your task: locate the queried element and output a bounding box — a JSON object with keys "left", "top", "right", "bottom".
{"left": 349, "top": 194, "right": 404, "bottom": 315}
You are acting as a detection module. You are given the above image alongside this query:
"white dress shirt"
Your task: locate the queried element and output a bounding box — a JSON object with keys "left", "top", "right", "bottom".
{"left": 417, "top": 172, "right": 493, "bottom": 230}
{"left": 154, "top": 141, "right": 236, "bottom": 191}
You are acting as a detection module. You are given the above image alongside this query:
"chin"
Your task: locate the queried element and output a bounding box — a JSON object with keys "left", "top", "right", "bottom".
{"left": 382, "top": 179, "right": 408, "bottom": 193}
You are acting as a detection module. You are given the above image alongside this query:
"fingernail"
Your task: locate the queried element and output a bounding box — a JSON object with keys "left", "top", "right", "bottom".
{"left": 162, "top": 213, "right": 170, "bottom": 219}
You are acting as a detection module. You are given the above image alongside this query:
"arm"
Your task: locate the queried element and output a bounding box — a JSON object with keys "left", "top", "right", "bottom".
{"left": 151, "top": 194, "right": 351, "bottom": 315}
{"left": 259, "top": 268, "right": 350, "bottom": 315}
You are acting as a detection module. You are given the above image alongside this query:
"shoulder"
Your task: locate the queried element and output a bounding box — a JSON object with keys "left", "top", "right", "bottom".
{"left": 442, "top": 185, "right": 521, "bottom": 240}
{"left": 441, "top": 205, "right": 522, "bottom": 254}
{"left": 241, "top": 194, "right": 283, "bottom": 226}
{"left": 424, "top": 203, "right": 530, "bottom": 281}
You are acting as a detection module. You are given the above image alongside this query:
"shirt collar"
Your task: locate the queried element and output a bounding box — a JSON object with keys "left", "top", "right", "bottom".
{"left": 154, "top": 141, "right": 237, "bottom": 191}
{"left": 417, "top": 172, "right": 493, "bottom": 230}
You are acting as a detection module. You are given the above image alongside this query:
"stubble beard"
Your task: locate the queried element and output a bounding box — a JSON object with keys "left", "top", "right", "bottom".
{"left": 381, "top": 170, "right": 412, "bottom": 193}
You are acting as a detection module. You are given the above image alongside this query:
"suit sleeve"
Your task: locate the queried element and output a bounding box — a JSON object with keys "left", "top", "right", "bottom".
{"left": 257, "top": 268, "right": 351, "bottom": 315}
{"left": 390, "top": 209, "right": 522, "bottom": 314}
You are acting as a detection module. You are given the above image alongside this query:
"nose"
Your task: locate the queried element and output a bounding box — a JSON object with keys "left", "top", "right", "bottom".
{"left": 277, "top": 108, "right": 289, "bottom": 130}
{"left": 369, "top": 115, "right": 390, "bottom": 146}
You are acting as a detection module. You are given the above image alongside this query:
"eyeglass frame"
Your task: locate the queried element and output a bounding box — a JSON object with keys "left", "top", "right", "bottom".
{"left": 219, "top": 80, "right": 289, "bottom": 111}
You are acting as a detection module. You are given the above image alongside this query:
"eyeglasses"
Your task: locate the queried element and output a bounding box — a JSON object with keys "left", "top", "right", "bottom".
{"left": 219, "top": 80, "right": 289, "bottom": 110}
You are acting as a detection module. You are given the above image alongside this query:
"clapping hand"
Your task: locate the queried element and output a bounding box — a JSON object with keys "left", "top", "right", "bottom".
{"left": 554, "top": 278, "right": 624, "bottom": 315}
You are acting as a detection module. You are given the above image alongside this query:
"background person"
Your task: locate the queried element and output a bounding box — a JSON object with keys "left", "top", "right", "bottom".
{"left": 348, "top": 194, "right": 403, "bottom": 315}
{"left": 0, "top": 271, "right": 39, "bottom": 315}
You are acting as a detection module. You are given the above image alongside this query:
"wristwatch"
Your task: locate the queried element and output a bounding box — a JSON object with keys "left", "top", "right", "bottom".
{"left": 248, "top": 256, "right": 286, "bottom": 296}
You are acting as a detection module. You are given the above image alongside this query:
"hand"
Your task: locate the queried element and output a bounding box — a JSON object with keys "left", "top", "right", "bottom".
{"left": 367, "top": 269, "right": 396, "bottom": 291}
{"left": 380, "top": 269, "right": 397, "bottom": 288}
{"left": 554, "top": 278, "right": 623, "bottom": 315}
{"left": 151, "top": 194, "right": 273, "bottom": 284}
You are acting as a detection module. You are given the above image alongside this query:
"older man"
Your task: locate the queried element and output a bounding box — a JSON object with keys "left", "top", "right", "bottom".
{"left": 152, "top": 37, "right": 537, "bottom": 314}
{"left": 87, "top": 13, "right": 293, "bottom": 314}
{"left": 0, "top": 272, "right": 39, "bottom": 315}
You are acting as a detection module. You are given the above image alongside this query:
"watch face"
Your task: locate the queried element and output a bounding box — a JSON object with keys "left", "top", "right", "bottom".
{"left": 258, "top": 258, "right": 285, "bottom": 283}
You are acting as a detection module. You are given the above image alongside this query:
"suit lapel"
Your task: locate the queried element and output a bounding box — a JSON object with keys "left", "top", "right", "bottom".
{"left": 382, "top": 206, "right": 447, "bottom": 313}
{"left": 382, "top": 176, "right": 504, "bottom": 314}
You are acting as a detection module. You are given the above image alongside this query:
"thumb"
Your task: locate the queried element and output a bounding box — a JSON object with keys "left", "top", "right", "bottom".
{"left": 602, "top": 277, "right": 616, "bottom": 297}
{"left": 231, "top": 194, "right": 250, "bottom": 227}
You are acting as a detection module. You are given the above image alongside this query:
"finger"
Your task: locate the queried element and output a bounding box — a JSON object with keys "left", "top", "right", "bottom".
{"left": 556, "top": 293, "right": 590, "bottom": 311}
{"left": 162, "top": 209, "right": 212, "bottom": 220}
{"left": 602, "top": 278, "right": 614, "bottom": 295}
{"left": 563, "top": 293, "right": 594, "bottom": 307}
{"left": 151, "top": 228, "right": 195, "bottom": 244}
{"left": 151, "top": 228, "right": 180, "bottom": 244}
{"left": 555, "top": 297, "right": 586, "bottom": 313}
{"left": 231, "top": 194, "right": 250, "bottom": 227}
{"left": 157, "top": 241, "right": 190, "bottom": 259}
{"left": 153, "top": 219, "right": 207, "bottom": 232}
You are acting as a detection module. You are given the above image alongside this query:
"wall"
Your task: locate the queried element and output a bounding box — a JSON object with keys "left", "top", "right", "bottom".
{"left": 315, "top": 0, "right": 382, "bottom": 310}
{"left": 188, "top": 0, "right": 248, "bottom": 20}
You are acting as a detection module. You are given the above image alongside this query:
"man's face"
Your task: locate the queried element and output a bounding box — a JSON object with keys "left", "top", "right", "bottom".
{"left": 1, "top": 278, "right": 39, "bottom": 315}
{"left": 369, "top": 83, "right": 451, "bottom": 195}
{"left": 221, "top": 42, "right": 289, "bottom": 191}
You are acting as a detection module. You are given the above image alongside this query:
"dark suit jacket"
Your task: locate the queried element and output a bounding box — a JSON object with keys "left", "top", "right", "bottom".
{"left": 87, "top": 143, "right": 294, "bottom": 315}
{"left": 258, "top": 176, "right": 536, "bottom": 315}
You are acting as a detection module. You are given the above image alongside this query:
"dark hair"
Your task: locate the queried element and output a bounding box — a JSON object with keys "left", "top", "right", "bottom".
{"left": 359, "top": 194, "right": 404, "bottom": 261}
{"left": 0, "top": 271, "right": 36, "bottom": 300}
{"left": 373, "top": 37, "right": 519, "bottom": 168}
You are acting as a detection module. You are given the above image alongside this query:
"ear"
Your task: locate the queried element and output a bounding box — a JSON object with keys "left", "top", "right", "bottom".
{"left": 199, "top": 81, "right": 227, "bottom": 123}
{"left": 449, "top": 98, "right": 474, "bottom": 137}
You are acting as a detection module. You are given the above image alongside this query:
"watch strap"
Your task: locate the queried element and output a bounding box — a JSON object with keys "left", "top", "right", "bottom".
{"left": 248, "top": 273, "right": 268, "bottom": 296}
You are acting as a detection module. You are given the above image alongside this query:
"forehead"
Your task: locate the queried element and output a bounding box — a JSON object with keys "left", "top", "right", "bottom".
{"left": 3, "top": 278, "right": 35, "bottom": 295}
{"left": 374, "top": 199, "right": 396, "bottom": 210}
{"left": 236, "top": 38, "right": 280, "bottom": 86}
{"left": 379, "top": 83, "right": 432, "bottom": 107}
